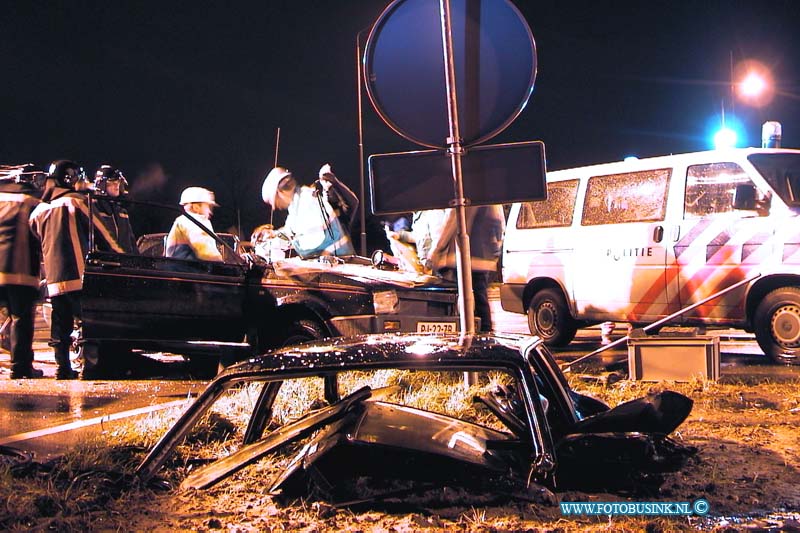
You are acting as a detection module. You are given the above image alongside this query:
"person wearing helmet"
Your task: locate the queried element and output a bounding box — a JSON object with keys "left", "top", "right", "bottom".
{"left": 28, "top": 160, "right": 94, "bottom": 379}
{"left": 0, "top": 165, "right": 45, "bottom": 378}
{"left": 260, "top": 163, "right": 357, "bottom": 258}
{"left": 165, "top": 186, "right": 223, "bottom": 262}
{"left": 92, "top": 164, "right": 137, "bottom": 253}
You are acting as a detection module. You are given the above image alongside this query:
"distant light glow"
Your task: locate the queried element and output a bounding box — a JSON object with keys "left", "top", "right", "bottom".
{"left": 740, "top": 73, "right": 766, "bottom": 97}
{"left": 714, "top": 127, "right": 737, "bottom": 149}
{"left": 623, "top": 155, "right": 639, "bottom": 162}
{"left": 733, "top": 59, "right": 774, "bottom": 108}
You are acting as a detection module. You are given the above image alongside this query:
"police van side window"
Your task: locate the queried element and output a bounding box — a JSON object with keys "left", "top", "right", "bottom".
{"left": 581, "top": 168, "right": 671, "bottom": 226}
{"left": 516, "top": 179, "right": 579, "bottom": 229}
{"left": 684, "top": 162, "right": 753, "bottom": 219}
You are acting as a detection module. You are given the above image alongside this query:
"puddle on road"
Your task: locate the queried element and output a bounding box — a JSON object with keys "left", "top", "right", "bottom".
{"left": 0, "top": 392, "right": 117, "bottom": 414}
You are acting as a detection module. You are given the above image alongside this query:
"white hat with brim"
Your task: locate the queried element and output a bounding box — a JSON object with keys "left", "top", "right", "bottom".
{"left": 179, "top": 186, "right": 219, "bottom": 206}
{"left": 262, "top": 167, "right": 292, "bottom": 207}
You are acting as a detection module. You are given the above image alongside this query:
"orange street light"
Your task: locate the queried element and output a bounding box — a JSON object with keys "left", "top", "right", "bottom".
{"left": 734, "top": 59, "right": 774, "bottom": 107}
{"left": 740, "top": 72, "right": 767, "bottom": 97}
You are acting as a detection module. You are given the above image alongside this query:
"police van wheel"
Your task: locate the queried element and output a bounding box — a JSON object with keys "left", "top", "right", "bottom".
{"left": 281, "top": 319, "right": 326, "bottom": 347}
{"left": 527, "top": 289, "right": 577, "bottom": 347}
{"left": 754, "top": 287, "right": 800, "bottom": 365}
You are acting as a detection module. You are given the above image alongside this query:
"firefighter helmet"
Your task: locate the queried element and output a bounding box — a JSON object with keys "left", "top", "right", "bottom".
{"left": 47, "top": 160, "right": 87, "bottom": 189}
{"left": 93, "top": 165, "right": 129, "bottom": 196}
{"left": 179, "top": 186, "right": 218, "bottom": 206}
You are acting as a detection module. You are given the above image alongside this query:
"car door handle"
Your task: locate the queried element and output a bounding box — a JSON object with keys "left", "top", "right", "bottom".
{"left": 653, "top": 225, "right": 664, "bottom": 243}
{"left": 88, "top": 259, "right": 122, "bottom": 268}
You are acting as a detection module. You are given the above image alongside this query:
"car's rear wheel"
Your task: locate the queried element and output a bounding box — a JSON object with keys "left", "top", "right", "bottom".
{"left": 754, "top": 287, "right": 800, "bottom": 365}
{"left": 80, "top": 342, "right": 137, "bottom": 379}
{"left": 185, "top": 355, "right": 223, "bottom": 379}
{"left": 527, "top": 288, "right": 577, "bottom": 347}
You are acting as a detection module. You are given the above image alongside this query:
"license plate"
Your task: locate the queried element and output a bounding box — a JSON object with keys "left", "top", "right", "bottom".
{"left": 416, "top": 321, "right": 457, "bottom": 334}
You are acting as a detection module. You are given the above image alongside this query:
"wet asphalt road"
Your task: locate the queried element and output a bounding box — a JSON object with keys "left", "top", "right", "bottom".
{"left": 0, "top": 287, "right": 798, "bottom": 459}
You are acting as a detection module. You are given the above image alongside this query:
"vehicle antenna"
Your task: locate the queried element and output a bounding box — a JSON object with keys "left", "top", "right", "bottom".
{"left": 270, "top": 127, "right": 281, "bottom": 226}
{"left": 273, "top": 127, "right": 281, "bottom": 167}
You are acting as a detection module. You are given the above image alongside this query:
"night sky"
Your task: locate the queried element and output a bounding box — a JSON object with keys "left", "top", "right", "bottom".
{"left": 2, "top": 0, "right": 799, "bottom": 240}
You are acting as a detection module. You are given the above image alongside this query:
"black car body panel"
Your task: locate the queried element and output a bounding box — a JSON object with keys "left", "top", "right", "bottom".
{"left": 136, "top": 334, "right": 695, "bottom": 502}
{"left": 83, "top": 251, "right": 252, "bottom": 345}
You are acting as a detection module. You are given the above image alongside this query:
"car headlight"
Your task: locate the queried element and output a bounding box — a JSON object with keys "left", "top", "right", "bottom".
{"left": 373, "top": 290, "right": 398, "bottom": 314}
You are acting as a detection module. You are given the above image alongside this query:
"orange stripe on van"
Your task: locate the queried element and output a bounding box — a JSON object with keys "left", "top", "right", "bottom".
{"left": 680, "top": 267, "right": 750, "bottom": 319}
{"left": 627, "top": 269, "right": 676, "bottom": 321}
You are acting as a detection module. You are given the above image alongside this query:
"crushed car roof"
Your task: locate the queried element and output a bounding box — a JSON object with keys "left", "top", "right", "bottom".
{"left": 224, "top": 333, "right": 539, "bottom": 375}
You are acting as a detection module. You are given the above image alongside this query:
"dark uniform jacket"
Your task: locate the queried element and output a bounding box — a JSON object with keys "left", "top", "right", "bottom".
{"left": 29, "top": 186, "right": 128, "bottom": 297}
{"left": 92, "top": 197, "right": 137, "bottom": 253}
{"left": 0, "top": 182, "right": 41, "bottom": 288}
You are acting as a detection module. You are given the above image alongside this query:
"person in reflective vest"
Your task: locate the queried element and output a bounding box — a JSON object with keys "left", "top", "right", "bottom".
{"left": 29, "top": 160, "right": 96, "bottom": 379}
{"left": 261, "top": 164, "right": 357, "bottom": 258}
{"left": 166, "top": 187, "right": 223, "bottom": 262}
{"left": 0, "top": 164, "right": 44, "bottom": 378}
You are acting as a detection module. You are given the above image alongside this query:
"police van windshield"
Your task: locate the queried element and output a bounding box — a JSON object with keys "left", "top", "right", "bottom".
{"left": 748, "top": 153, "right": 800, "bottom": 209}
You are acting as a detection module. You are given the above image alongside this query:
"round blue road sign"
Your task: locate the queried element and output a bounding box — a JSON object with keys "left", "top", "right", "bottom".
{"left": 364, "top": 0, "right": 536, "bottom": 149}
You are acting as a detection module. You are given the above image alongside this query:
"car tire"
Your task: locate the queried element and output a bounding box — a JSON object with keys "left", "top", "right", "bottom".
{"left": 281, "top": 319, "right": 326, "bottom": 347}
{"left": 527, "top": 288, "right": 577, "bottom": 347}
{"left": 185, "top": 355, "right": 223, "bottom": 379}
{"left": 80, "top": 342, "right": 136, "bottom": 379}
{"left": 754, "top": 286, "right": 800, "bottom": 365}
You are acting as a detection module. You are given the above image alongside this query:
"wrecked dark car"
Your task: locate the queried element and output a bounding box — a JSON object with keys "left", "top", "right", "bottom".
{"left": 77, "top": 197, "right": 459, "bottom": 374}
{"left": 136, "top": 333, "right": 695, "bottom": 504}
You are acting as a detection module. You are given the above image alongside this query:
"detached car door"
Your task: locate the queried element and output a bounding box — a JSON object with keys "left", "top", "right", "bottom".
{"left": 81, "top": 250, "right": 248, "bottom": 348}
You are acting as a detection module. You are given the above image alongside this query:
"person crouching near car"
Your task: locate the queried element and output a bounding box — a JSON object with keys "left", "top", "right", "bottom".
{"left": 166, "top": 187, "right": 223, "bottom": 262}
{"left": 0, "top": 165, "right": 44, "bottom": 379}
{"left": 91, "top": 164, "right": 137, "bottom": 253}
{"left": 29, "top": 160, "right": 94, "bottom": 380}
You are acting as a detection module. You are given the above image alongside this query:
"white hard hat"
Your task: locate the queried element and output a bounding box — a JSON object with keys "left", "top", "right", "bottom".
{"left": 179, "top": 186, "right": 218, "bottom": 206}
{"left": 261, "top": 167, "right": 292, "bottom": 207}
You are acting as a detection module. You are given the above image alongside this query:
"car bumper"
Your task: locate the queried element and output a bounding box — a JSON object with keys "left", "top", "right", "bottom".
{"left": 329, "top": 315, "right": 461, "bottom": 336}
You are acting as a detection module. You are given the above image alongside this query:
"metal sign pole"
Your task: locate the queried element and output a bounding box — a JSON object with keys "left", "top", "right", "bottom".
{"left": 356, "top": 32, "right": 368, "bottom": 257}
{"left": 439, "top": 0, "right": 477, "bottom": 388}
{"left": 439, "top": 0, "right": 475, "bottom": 338}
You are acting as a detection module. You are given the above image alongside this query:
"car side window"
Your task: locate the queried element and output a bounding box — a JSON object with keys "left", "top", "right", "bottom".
{"left": 684, "top": 162, "right": 755, "bottom": 219}
{"left": 516, "top": 179, "right": 579, "bottom": 229}
{"left": 582, "top": 168, "right": 671, "bottom": 226}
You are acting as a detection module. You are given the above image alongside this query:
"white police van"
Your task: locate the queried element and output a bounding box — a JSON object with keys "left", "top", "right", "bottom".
{"left": 501, "top": 125, "right": 800, "bottom": 364}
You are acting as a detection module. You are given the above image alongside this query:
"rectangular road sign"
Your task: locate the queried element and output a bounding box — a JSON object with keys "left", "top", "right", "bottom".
{"left": 368, "top": 140, "right": 546, "bottom": 215}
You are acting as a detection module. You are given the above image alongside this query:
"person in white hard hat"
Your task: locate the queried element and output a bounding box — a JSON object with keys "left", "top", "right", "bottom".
{"left": 165, "top": 186, "right": 223, "bottom": 261}
{"left": 261, "top": 163, "right": 358, "bottom": 258}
